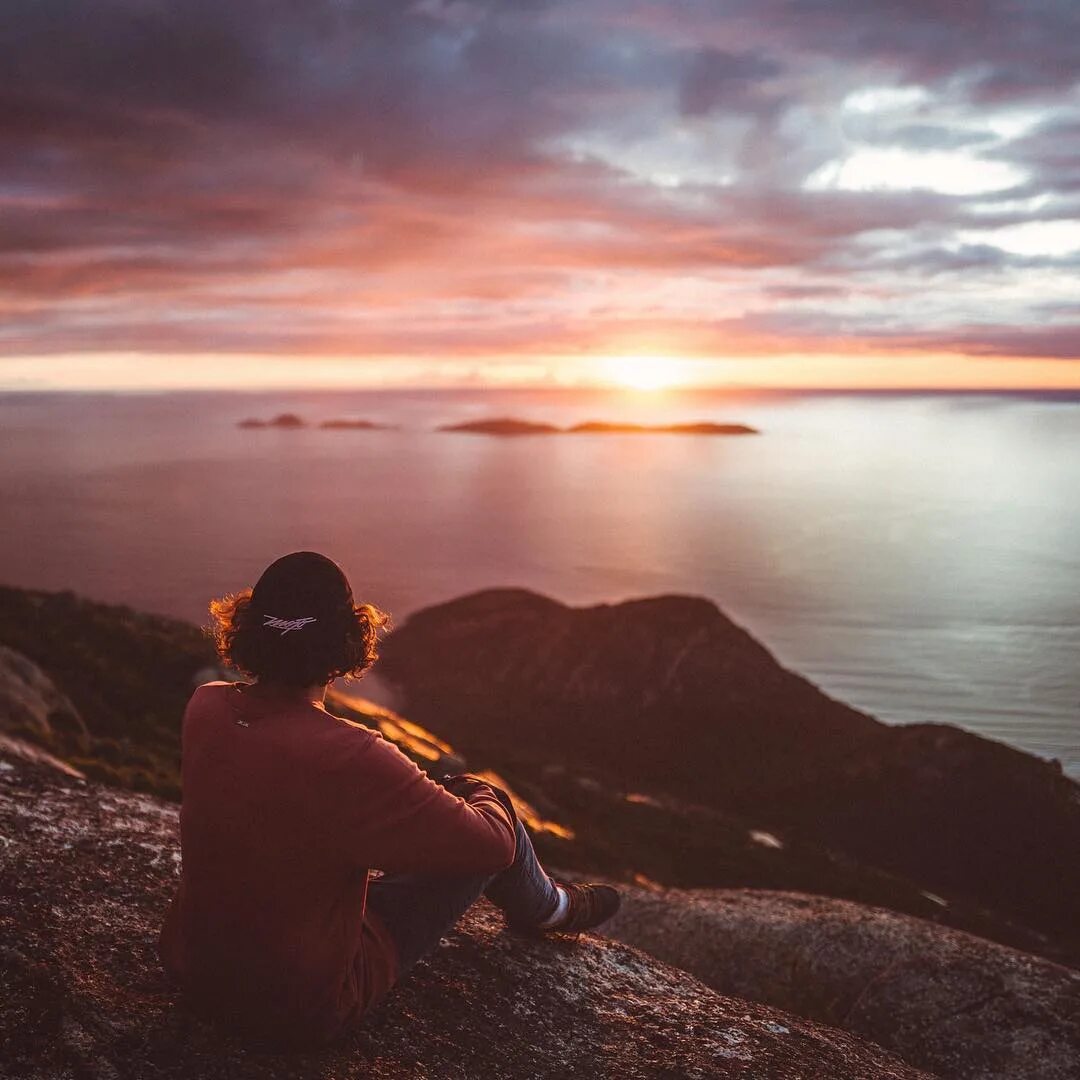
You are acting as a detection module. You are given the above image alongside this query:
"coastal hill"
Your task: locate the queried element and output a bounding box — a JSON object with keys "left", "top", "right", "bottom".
{"left": 2, "top": 584, "right": 1079, "bottom": 1074}
{"left": 0, "top": 750, "right": 930, "bottom": 1080}
{"left": 1, "top": 582, "right": 1077, "bottom": 969}
{"left": 438, "top": 417, "right": 760, "bottom": 436}
{"left": 375, "top": 588, "right": 1080, "bottom": 962}
{"left": 0, "top": 593, "right": 1063, "bottom": 969}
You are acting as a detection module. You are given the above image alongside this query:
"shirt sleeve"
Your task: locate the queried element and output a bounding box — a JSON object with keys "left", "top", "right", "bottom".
{"left": 348, "top": 733, "right": 517, "bottom": 875}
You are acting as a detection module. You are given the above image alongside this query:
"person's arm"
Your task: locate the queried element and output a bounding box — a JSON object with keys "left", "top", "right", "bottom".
{"left": 351, "top": 734, "right": 517, "bottom": 875}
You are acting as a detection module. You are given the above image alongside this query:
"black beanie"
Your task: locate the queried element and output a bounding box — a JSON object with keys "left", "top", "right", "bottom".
{"left": 248, "top": 551, "right": 354, "bottom": 636}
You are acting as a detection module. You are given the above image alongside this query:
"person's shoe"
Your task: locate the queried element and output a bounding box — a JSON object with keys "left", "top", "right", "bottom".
{"left": 551, "top": 882, "right": 621, "bottom": 933}
{"left": 508, "top": 882, "right": 621, "bottom": 937}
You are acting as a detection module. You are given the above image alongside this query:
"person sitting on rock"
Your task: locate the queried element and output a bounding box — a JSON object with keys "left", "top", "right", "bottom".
{"left": 157, "top": 550, "right": 621, "bottom": 1050}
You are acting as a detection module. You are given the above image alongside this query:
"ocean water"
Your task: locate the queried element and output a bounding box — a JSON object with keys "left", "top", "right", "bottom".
{"left": 1, "top": 387, "right": 1078, "bottom": 778}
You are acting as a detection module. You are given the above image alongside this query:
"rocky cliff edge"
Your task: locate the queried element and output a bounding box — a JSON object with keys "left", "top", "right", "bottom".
{"left": 0, "top": 748, "right": 930, "bottom": 1080}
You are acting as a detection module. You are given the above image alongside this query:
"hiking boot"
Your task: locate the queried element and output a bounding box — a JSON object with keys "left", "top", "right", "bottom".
{"left": 508, "top": 882, "right": 621, "bottom": 937}
{"left": 552, "top": 882, "right": 621, "bottom": 933}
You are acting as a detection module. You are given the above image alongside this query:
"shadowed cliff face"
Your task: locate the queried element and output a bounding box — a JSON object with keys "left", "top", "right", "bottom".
{"left": 376, "top": 588, "right": 1080, "bottom": 960}
{"left": 0, "top": 753, "right": 932, "bottom": 1080}
{"left": 599, "top": 884, "right": 1080, "bottom": 1080}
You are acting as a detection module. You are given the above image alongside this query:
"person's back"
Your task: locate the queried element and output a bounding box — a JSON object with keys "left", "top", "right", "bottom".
{"left": 157, "top": 551, "right": 620, "bottom": 1049}
{"left": 159, "top": 679, "right": 519, "bottom": 1046}
{"left": 159, "top": 681, "right": 389, "bottom": 1045}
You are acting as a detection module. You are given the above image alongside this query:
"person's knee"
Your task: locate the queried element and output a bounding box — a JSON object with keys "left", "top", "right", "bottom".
{"left": 442, "top": 771, "right": 520, "bottom": 841}
{"left": 482, "top": 782, "right": 521, "bottom": 831}
{"left": 480, "top": 778, "right": 509, "bottom": 799}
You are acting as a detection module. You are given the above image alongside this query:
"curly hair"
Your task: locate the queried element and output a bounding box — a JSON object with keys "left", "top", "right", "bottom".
{"left": 208, "top": 589, "right": 391, "bottom": 688}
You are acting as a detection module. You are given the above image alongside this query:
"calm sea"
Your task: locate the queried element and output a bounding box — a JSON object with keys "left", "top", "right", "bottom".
{"left": 2, "top": 387, "right": 1078, "bottom": 778}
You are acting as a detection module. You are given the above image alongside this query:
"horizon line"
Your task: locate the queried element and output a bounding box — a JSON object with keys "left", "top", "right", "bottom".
{"left": 3, "top": 383, "right": 1080, "bottom": 397}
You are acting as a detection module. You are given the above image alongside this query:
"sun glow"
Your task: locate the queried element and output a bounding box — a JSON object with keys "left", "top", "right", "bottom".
{"left": 598, "top": 355, "right": 690, "bottom": 391}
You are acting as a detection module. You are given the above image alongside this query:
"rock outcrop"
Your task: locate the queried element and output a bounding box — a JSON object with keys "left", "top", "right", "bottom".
{"left": 376, "top": 588, "right": 1080, "bottom": 962}
{"left": 0, "top": 754, "right": 931, "bottom": 1080}
{"left": 600, "top": 885, "right": 1080, "bottom": 1080}
{"left": 0, "top": 586, "right": 215, "bottom": 797}
{"left": 0, "top": 645, "right": 88, "bottom": 755}
{"left": 0, "top": 732, "right": 85, "bottom": 778}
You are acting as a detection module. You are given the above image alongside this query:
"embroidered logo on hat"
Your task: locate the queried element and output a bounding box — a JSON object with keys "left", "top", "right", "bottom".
{"left": 262, "top": 614, "right": 318, "bottom": 635}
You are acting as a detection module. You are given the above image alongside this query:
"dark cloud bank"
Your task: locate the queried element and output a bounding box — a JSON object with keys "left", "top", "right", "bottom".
{"left": 0, "top": 0, "right": 1078, "bottom": 365}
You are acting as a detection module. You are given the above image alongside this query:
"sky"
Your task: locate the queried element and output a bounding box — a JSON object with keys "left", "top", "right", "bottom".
{"left": 1, "top": 0, "right": 1079, "bottom": 391}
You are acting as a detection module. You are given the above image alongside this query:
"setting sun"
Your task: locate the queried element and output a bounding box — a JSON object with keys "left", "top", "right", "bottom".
{"left": 599, "top": 355, "right": 688, "bottom": 391}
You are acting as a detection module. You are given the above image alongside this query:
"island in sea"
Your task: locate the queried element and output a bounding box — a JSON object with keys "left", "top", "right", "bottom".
{"left": 437, "top": 417, "right": 760, "bottom": 436}
{"left": 238, "top": 412, "right": 306, "bottom": 428}
{"left": 237, "top": 413, "right": 392, "bottom": 430}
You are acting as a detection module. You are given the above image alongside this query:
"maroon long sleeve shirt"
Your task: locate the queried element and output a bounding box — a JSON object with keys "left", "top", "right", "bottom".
{"left": 157, "top": 680, "right": 516, "bottom": 1048}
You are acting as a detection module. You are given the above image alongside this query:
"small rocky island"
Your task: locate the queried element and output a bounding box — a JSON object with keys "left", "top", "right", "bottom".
{"left": 438, "top": 417, "right": 760, "bottom": 436}
{"left": 317, "top": 418, "right": 390, "bottom": 430}
{"left": 238, "top": 412, "right": 305, "bottom": 428}
{"left": 438, "top": 418, "right": 561, "bottom": 435}
{"left": 237, "top": 414, "right": 391, "bottom": 430}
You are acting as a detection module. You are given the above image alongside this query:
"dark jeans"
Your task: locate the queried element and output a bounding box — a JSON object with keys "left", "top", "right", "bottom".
{"left": 365, "top": 804, "right": 561, "bottom": 975}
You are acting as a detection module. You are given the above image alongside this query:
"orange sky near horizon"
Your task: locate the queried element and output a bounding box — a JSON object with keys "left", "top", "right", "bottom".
{"left": 3, "top": 351, "right": 1080, "bottom": 394}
